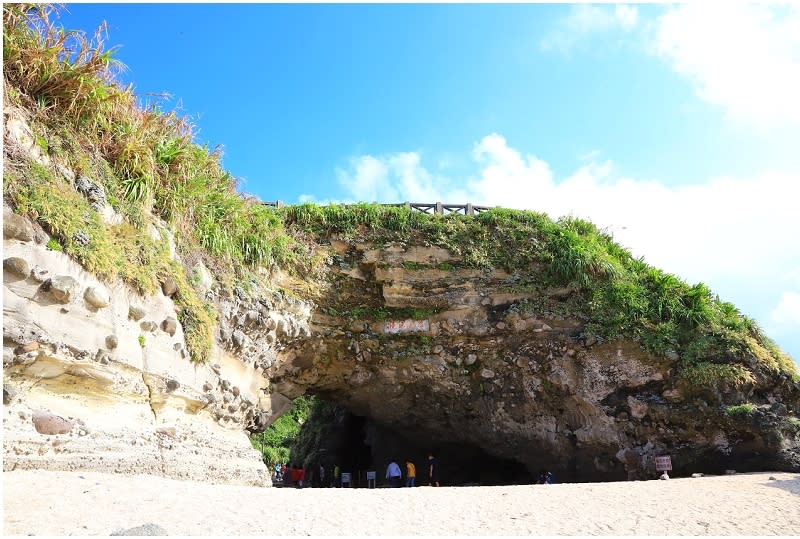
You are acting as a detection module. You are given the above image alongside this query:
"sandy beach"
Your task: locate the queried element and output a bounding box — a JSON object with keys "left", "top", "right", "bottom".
{"left": 3, "top": 470, "right": 799, "bottom": 536}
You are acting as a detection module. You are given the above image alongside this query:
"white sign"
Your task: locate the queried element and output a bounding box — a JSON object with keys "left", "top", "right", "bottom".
{"left": 384, "top": 319, "right": 430, "bottom": 334}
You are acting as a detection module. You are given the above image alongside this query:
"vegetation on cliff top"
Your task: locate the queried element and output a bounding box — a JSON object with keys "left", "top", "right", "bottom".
{"left": 3, "top": 4, "right": 296, "bottom": 361}
{"left": 3, "top": 5, "right": 796, "bottom": 390}
{"left": 281, "top": 203, "right": 798, "bottom": 389}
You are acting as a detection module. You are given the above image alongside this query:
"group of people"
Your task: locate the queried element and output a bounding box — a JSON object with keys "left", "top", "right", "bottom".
{"left": 385, "top": 453, "right": 440, "bottom": 488}
{"left": 273, "top": 453, "right": 442, "bottom": 489}
{"left": 274, "top": 462, "right": 342, "bottom": 488}
{"left": 275, "top": 463, "right": 307, "bottom": 488}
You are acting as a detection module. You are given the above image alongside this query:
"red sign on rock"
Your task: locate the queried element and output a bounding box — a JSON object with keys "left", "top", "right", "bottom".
{"left": 654, "top": 455, "right": 672, "bottom": 471}
{"left": 384, "top": 319, "right": 430, "bottom": 334}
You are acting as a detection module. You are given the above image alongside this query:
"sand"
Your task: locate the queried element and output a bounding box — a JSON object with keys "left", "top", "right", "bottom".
{"left": 3, "top": 470, "right": 799, "bottom": 536}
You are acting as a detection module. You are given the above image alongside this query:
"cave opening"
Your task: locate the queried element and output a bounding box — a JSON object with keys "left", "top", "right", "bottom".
{"left": 292, "top": 397, "right": 537, "bottom": 487}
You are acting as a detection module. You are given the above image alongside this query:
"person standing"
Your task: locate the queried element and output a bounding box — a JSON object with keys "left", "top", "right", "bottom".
{"left": 428, "top": 453, "right": 440, "bottom": 487}
{"left": 405, "top": 459, "right": 416, "bottom": 487}
{"left": 386, "top": 458, "right": 402, "bottom": 488}
{"left": 319, "top": 463, "right": 326, "bottom": 488}
{"left": 334, "top": 464, "right": 341, "bottom": 488}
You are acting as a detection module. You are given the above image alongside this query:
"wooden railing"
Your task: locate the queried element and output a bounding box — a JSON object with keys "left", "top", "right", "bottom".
{"left": 261, "top": 201, "right": 492, "bottom": 216}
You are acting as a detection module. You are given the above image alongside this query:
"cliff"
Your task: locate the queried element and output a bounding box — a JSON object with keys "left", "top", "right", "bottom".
{"left": 3, "top": 5, "right": 799, "bottom": 485}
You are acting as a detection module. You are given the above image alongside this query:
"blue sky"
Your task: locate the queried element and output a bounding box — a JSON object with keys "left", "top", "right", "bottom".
{"left": 57, "top": 4, "right": 800, "bottom": 361}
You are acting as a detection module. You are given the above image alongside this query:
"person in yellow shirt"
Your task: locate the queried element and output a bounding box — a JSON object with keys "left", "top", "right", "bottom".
{"left": 405, "top": 459, "right": 416, "bottom": 487}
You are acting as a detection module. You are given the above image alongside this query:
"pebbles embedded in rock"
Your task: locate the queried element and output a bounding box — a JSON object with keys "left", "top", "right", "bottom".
{"left": 15, "top": 342, "right": 39, "bottom": 354}
{"left": 161, "top": 317, "right": 178, "bottom": 337}
{"left": 29, "top": 265, "right": 49, "bottom": 283}
{"left": 105, "top": 335, "right": 119, "bottom": 350}
{"left": 47, "top": 276, "right": 80, "bottom": 303}
{"left": 84, "top": 286, "right": 111, "bottom": 308}
{"left": 202, "top": 383, "right": 213, "bottom": 392}
{"left": 160, "top": 276, "right": 178, "bottom": 297}
{"left": 140, "top": 320, "right": 158, "bottom": 332}
{"left": 480, "top": 368, "right": 495, "bottom": 379}
{"left": 128, "top": 305, "right": 146, "bottom": 321}
{"left": 4, "top": 257, "right": 29, "bottom": 277}
{"left": 465, "top": 354, "right": 477, "bottom": 366}
{"left": 3, "top": 384, "right": 17, "bottom": 405}
{"left": 232, "top": 330, "right": 246, "bottom": 348}
{"left": 433, "top": 345, "right": 444, "bottom": 354}
{"left": 165, "top": 380, "right": 180, "bottom": 392}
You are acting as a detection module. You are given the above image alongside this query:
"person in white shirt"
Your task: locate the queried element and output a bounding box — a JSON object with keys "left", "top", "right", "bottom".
{"left": 386, "top": 459, "right": 402, "bottom": 488}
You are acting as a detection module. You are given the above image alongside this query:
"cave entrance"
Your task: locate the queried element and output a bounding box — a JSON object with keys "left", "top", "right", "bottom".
{"left": 291, "top": 398, "right": 535, "bottom": 486}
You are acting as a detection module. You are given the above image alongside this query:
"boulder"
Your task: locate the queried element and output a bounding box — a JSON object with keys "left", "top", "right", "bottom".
{"left": 4, "top": 257, "right": 30, "bottom": 277}
{"left": 3, "top": 210, "right": 35, "bottom": 242}
{"left": 32, "top": 410, "right": 73, "bottom": 435}
{"left": 84, "top": 286, "right": 111, "bottom": 308}
{"left": 47, "top": 276, "right": 80, "bottom": 303}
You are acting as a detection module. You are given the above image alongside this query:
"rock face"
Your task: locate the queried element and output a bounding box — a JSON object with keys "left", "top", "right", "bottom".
{"left": 3, "top": 228, "right": 273, "bottom": 486}
{"left": 262, "top": 237, "right": 800, "bottom": 482}
{"left": 4, "top": 208, "right": 800, "bottom": 486}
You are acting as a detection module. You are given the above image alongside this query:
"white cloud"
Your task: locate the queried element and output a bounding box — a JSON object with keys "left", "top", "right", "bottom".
{"left": 769, "top": 292, "right": 800, "bottom": 333}
{"left": 541, "top": 4, "right": 639, "bottom": 53}
{"left": 655, "top": 4, "right": 800, "bottom": 129}
{"left": 336, "top": 133, "right": 800, "bottom": 289}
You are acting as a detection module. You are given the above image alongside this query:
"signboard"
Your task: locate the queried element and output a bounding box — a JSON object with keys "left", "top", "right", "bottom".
{"left": 384, "top": 319, "right": 430, "bottom": 334}
{"left": 341, "top": 472, "right": 352, "bottom": 486}
{"left": 366, "top": 471, "right": 376, "bottom": 480}
{"left": 654, "top": 456, "right": 672, "bottom": 471}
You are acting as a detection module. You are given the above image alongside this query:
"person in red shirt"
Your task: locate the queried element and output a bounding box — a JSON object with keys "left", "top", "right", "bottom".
{"left": 298, "top": 466, "right": 305, "bottom": 488}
